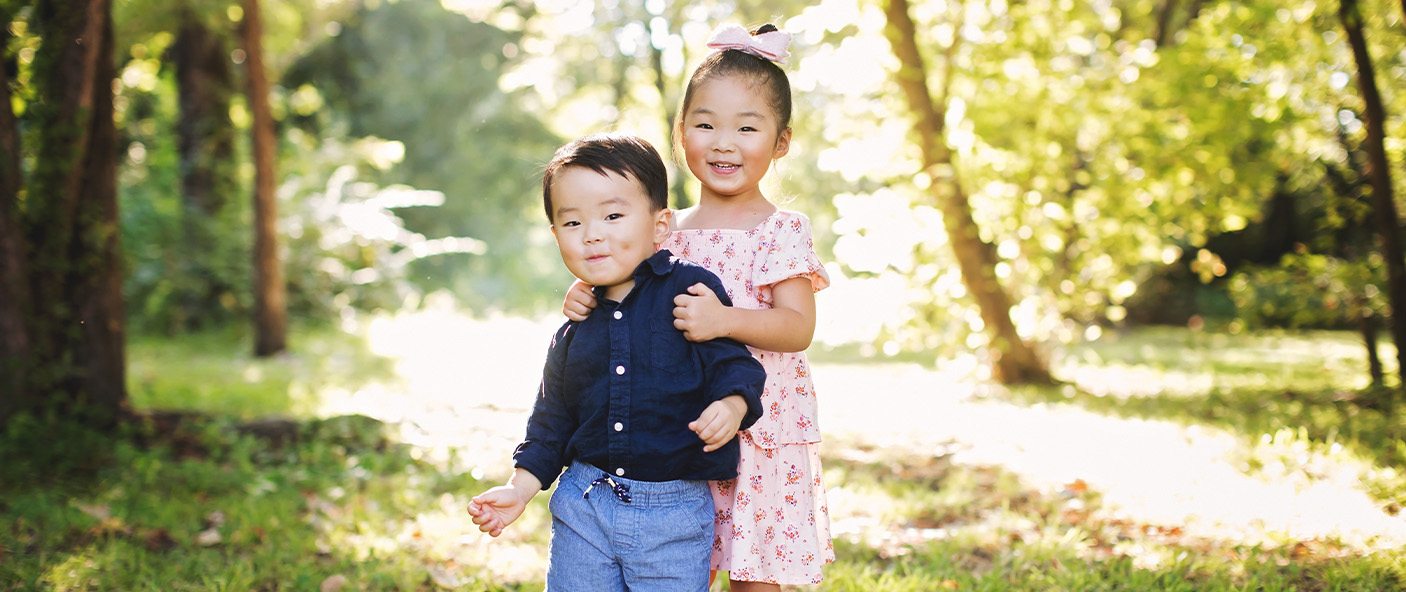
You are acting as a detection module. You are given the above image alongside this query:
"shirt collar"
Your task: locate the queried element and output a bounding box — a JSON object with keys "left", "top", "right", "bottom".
{"left": 591, "top": 249, "right": 676, "bottom": 301}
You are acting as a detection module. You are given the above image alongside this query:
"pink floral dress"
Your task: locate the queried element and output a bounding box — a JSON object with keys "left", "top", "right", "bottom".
{"left": 662, "top": 209, "right": 835, "bottom": 585}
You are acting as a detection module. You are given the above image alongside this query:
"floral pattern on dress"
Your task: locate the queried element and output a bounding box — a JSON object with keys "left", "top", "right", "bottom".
{"left": 662, "top": 209, "right": 835, "bottom": 585}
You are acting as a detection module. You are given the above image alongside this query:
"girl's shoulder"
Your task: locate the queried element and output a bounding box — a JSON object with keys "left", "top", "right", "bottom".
{"left": 763, "top": 209, "right": 816, "bottom": 235}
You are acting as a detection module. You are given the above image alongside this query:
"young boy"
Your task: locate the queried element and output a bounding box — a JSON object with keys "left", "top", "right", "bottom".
{"left": 468, "top": 134, "right": 765, "bottom": 591}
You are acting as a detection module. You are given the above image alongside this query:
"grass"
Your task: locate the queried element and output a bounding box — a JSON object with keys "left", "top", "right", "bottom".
{"left": 818, "top": 440, "right": 1406, "bottom": 591}
{"left": 3, "top": 320, "right": 1405, "bottom": 590}
{"left": 0, "top": 411, "right": 540, "bottom": 591}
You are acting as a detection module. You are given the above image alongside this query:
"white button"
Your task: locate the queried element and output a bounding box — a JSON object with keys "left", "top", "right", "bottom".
{"left": 614, "top": 422, "right": 623, "bottom": 431}
{"left": 615, "top": 365, "right": 625, "bottom": 375}
{"left": 613, "top": 311, "right": 623, "bottom": 320}
{"left": 615, "top": 468, "right": 625, "bottom": 476}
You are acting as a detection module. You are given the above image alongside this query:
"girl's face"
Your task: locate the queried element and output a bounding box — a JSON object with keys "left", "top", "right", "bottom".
{"left": 680, "top": 75, "right": 791, "bottom": 204}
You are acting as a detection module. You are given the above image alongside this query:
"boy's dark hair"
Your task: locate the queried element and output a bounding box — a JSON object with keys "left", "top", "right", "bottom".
{"left": 542, "top": 134, "right": 668, "bottom": 221}
{"left": 678, "top": 23, "right": 793, "bottom": 134}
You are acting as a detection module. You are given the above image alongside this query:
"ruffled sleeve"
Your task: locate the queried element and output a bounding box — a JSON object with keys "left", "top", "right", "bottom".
{"left": 753, "top": 211, "right": 829, "bottom": 296}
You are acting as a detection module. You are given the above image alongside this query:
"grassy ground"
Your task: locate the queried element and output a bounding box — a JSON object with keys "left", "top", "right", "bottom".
{"left": 3, "top": 318, "right": 1405, "bottom": 590}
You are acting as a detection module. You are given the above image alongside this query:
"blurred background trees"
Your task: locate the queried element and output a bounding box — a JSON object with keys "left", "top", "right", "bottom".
{"left": 2, "top": 0, "right": 1404, "bottom": 424}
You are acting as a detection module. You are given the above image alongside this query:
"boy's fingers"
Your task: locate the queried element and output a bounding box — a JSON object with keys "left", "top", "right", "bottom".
{"left": 688, "top": 282, "right": 713, "bottom": 297}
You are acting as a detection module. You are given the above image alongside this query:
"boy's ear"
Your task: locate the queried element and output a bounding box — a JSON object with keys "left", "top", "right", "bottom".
{"left": 773, "top": 127, "right": 792, "bottom": 159}
{"left": 652, "top": 208, "right": 672, "bottom": 245}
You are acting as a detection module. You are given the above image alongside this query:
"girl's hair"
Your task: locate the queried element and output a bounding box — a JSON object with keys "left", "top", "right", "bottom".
{"left": 678, "top": 23, "right": 793, "bottom": 134}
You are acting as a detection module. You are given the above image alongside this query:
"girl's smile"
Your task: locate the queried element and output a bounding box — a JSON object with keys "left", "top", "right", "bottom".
{"left": 681, "top": 75, "right": 791, "bottom": 205}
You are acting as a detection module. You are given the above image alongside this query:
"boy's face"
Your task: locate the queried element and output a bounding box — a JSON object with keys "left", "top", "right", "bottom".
{"left": 550, "top": 166, "right": 670, "bottom": 303}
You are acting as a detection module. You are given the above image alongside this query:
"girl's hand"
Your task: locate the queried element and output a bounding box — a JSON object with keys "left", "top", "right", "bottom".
{"left": 672, "top": 283, "right": 731, "bottom": 342}
{"left": 563, "top": 280, "right": 597, "bottom": 322}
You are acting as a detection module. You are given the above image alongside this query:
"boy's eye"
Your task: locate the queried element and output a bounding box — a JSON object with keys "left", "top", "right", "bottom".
{"left": 740, "top": 126, "right": 757, "bottom": 132}
{"left": 605, "top": 213, "right": 624, "bottom": 221}
{"left": 560, "top": 220, "right": 581, "bottom": 227}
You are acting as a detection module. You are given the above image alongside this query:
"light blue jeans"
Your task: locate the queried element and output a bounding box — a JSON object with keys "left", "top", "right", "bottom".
{"left": 545, "top": 461, "right": 713, "bottom": 591}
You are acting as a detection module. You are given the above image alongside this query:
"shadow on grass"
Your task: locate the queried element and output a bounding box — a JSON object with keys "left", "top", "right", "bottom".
{"left": 0, "top": 413, "right": 539, "bottom": 591}
{"left": 819, "top": 442, "right": 1406, "bottom": 592}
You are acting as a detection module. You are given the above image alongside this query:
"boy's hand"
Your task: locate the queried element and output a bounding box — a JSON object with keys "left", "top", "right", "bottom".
{"left": 468, "top": 483, "right": 534, "bottom": 537}
{"left": 673, "top": 283, "right": 730, "bottom": 342}
{"left": 689, "top": 396, "right": 748, "bottom": 452}
{"left": 563, "top": 280, "right": 597, "bottom": 322}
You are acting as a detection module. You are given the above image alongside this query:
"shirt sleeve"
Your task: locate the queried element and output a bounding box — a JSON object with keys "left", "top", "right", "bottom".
{"left": 512, "top": 322, "right": 576, "bottom": 489}
{"left": 753, "top": 211, "right": 830, "bottom": 293}
{"left": 689, "top": 270, "right": 765, "bottom": 430}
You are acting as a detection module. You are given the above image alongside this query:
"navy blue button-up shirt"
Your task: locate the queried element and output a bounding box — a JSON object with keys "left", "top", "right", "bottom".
{"left": 513, "top": 250, "right": 765, "bottom": 488}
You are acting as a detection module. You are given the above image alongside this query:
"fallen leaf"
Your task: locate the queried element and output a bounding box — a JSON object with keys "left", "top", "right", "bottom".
{"left": 142, "top": 528, "right": 176, "bottom": 552}
{"left": 428, "top": 565, "right": 461, "bottom": 589}
{"left": 75, "top": 503, "right": 111, "bottom": 520}
{"left": 195, "top": 527, "right": 222, "bottom": 547}
{"left": 320, "top": 574, "right": 348, "bottom": 592}
{"left": 1063, "top": 479, "right": 1089, "bottom": 495}
{"left": 88, "top": 517, "right": 131, "bottom": 538}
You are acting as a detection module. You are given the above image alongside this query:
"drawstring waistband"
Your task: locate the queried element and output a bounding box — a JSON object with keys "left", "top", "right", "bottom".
{"left": 583, "top": 474, "right": 632, "bottom": 503}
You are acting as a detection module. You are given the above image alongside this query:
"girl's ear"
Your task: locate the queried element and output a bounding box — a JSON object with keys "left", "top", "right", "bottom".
{"left": 773, "top": 127, "right": 792, "bottom": 159}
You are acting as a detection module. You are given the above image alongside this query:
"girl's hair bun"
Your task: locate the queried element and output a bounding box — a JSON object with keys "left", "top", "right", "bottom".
{"left": 753, "top": 23, "right": 779, "bottom": 35}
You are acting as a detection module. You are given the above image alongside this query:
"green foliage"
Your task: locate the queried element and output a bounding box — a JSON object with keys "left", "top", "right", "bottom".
{"left": 278, "top": 129, "right": 487, "bottom": 320}
{"left": 1229, "top": 253, "right": 1385, "bottom": 330}
{"left": 284, "top": 0, "right": 567, "bottom": 313}
{"left": 117, "top": 49, "right": 253, "bottom": 333}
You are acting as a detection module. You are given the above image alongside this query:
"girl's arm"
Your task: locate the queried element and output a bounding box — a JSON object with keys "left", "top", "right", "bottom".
{"left": 562, "top": 279, "right": 596, "bottom": 322}
{"left": 672, "top": 276, "right": 816, "bottom": 352}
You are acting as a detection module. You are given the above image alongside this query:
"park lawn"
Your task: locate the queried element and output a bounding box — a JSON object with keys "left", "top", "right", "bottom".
{"left": 2, "top": 322, "right": 1404, "bottom": 591}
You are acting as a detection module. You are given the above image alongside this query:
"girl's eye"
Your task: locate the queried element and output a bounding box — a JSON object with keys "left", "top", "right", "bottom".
{"left": 740, "top": 126, "right": 757, "bottom": 132}
{"left": 694, "top": 123, "right": 713, "bottom": 130}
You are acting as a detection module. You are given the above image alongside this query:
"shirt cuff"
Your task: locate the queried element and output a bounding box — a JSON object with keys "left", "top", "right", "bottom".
{"left": 512, "top": 444, "right": 563, "bottom": 490}
{"left": 709, "top": 373, "right": 764, "bottom": 430}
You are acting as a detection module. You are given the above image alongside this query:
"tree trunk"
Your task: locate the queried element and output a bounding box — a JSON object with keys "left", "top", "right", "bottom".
{"left": 0, "top": 8, "right": 31, "bottom": 419}
{"left": 1341, "top": 0, "right": 1403, "bottom": 405}
{"left": 243, "top": 0, "right": 287, "bottom": 356}
{"left": 174, "top": 11, "right": 236, "bottom": 216}
{"left": 75, "top": 7, "right": 125, "bottom": 415}
{"left": 173, "top": 9, "right": 238, "bottom": 330}
{"left": 2, "top": 0, "right": 125, "bottom": 425}
{"left": 1361, "top": 309, "right": 1384, "bottom": 386}
{"left": 882, "top": 0, "right": 1053, "bottom": 384}
{"left": 1154, "top": 0, "right": 1179, "bottom": 47}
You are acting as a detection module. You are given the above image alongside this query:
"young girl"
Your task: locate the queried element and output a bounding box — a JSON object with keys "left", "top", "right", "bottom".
{"left": 564, "top": 23, "right": 833, "bottom": 590}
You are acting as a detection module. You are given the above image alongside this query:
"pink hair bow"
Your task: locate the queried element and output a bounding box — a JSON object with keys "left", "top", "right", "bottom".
{"left": 706, "top": 24, "right": 791, "bottom": 64}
